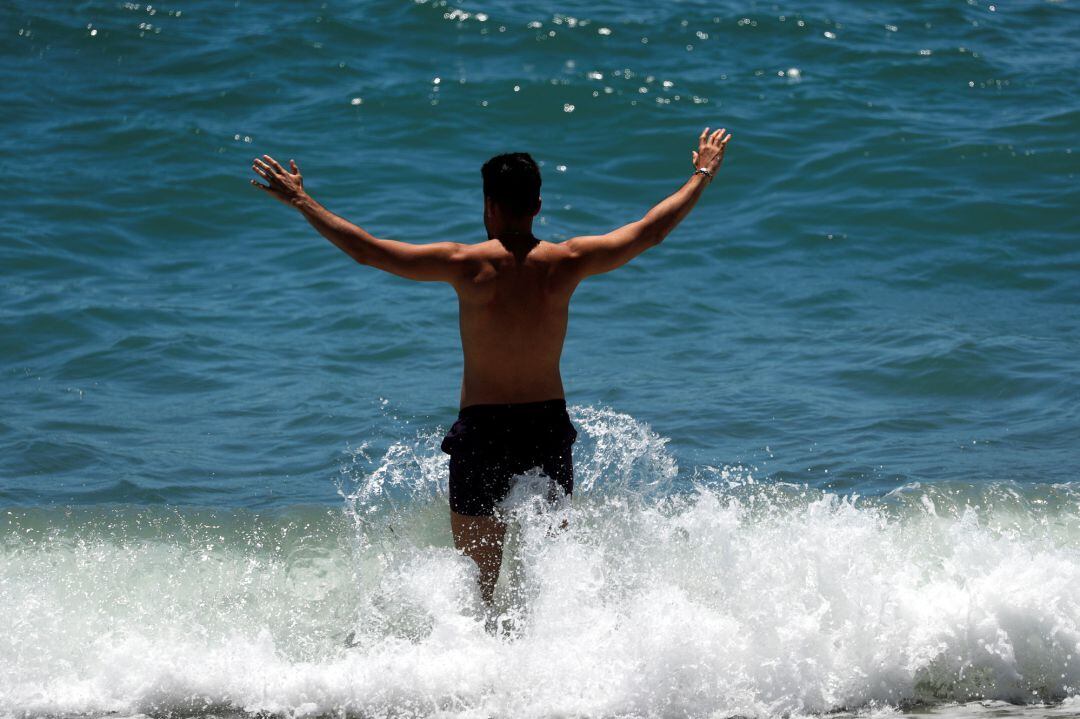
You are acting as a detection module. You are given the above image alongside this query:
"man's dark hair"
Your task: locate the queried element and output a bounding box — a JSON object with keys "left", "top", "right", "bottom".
{"left": 481, "top": 152, "right": 541, "bottom": 217}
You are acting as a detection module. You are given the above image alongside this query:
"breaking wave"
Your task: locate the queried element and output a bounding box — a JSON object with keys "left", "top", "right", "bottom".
{"left": 1, "top": 406, "right": 1078, "bottom": 718}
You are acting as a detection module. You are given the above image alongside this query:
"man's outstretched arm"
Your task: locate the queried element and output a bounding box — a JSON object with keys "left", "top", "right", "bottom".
{"left": 564, "top": 127, "right": 731, "bottom": 279}
{"left": 250, "top": 155, "right": 468, "bottom": 283}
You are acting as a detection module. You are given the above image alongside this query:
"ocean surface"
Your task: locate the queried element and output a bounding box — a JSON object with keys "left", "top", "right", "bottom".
{"left": 2, "top": 0, "right": 1079, "bottom": 717}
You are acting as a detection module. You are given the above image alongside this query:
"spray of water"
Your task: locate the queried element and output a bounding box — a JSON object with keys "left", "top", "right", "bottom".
{"left": 1, "top": 406, "right": 1078, "bottom": 718}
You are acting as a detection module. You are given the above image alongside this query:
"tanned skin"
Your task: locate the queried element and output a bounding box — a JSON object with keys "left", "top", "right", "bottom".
{"left": 251, "top": 127, "right": 732, "bottom": 606}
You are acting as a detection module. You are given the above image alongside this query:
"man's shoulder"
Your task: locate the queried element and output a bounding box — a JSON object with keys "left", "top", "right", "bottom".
{"left": 455, "top": 239, "right": 499, "bottom": 254}
{"left": 538, "top": 238, "right": 570, "bottom": 250}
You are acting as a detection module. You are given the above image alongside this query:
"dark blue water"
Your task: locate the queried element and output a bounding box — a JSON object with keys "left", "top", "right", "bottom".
{"left": 2, "top": 1, "right": 1079, "bottom": 716}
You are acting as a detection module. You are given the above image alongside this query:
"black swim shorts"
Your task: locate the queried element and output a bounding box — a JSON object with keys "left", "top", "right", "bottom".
{"left": 441, "top": 399, "right": 578, "bottom": 517}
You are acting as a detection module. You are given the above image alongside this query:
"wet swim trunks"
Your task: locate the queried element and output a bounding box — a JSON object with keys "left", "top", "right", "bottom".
{"left": 441, "top": 399, "right": 578, "bottom": 517}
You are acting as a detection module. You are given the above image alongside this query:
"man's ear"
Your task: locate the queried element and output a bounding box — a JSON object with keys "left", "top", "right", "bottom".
{"left": 533, "top": 196, "right": 542, "bottom": 217}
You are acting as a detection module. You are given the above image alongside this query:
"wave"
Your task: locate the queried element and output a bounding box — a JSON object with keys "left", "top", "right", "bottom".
{"left": 1, "top": 406, "right": 1078, "bottom": 718}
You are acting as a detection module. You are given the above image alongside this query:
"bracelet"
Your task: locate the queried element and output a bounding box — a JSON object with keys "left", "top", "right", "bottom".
{"left": 693, "top": 167, "right": 714, "bottom": 179}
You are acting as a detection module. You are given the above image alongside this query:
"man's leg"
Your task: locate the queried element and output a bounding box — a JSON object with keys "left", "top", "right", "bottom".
{"left": 451, "top": 510, "right": 506, "bottom": 606}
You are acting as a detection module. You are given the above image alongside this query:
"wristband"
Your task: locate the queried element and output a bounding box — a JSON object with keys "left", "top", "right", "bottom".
{"left": 693, "top": 167, "right": 714, "bottom": 179}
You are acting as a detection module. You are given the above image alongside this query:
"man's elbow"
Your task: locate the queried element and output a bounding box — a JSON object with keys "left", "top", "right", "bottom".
{"left": 631, "top": 217, "right": 667, "bottom": 247}
{"left": 644, "top": 227, "right": 667, "bottom": 247}
{"left": 345, "top": 246, "right": 375, "bottom": 267}
{"left": 346, "top": 247, "right": 371, "bottom": 265}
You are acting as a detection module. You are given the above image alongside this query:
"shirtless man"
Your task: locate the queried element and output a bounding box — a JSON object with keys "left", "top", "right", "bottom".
{"left": 250, "top": 127, "right": 732, "bottom": 604}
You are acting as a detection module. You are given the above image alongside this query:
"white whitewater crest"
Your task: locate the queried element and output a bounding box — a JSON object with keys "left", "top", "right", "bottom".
{"left": 1, "top": 405, "right": 1079, "bottom": 718}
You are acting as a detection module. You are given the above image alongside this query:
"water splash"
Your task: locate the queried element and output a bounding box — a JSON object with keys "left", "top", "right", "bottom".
{"left": 1, "top": 407, "right": 1079, "bottom": 717}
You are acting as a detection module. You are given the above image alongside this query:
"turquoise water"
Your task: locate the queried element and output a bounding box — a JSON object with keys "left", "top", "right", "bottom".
{"left": 2, "top": 1, "right": 1079, "bottom": 717}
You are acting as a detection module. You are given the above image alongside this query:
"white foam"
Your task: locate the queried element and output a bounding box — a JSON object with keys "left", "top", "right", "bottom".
{"left": 1, "top": 406, "right": 1079, "bottom": 717}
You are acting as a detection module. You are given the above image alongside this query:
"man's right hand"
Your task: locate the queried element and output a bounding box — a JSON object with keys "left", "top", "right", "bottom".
{"left": 691, "top": 127, "right": 732, "bottom": 175}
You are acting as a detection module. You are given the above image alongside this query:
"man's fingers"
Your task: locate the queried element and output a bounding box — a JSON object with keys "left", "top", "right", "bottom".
{"left": 721, "top": 133, "right": 732, "bottom": 145}
{"left": 262, "top": 154, "right": 285, "bottom": 173}
{"left": 699, "top": 127, "right": 710, "bottom": 144}
{"left": 289, "top": 159, "right": 300, "bottom": 174}
{"left": 710, "top": 128, "right": 726, "bottom": 145}
{"left": 250, "top": 179, "right": 272, "bottom": 191}
{"left": 252, "top": 160, "right": 290, "bottom": 184}
{"left": 263, "top": 154, "right": 286, "bottom": 174}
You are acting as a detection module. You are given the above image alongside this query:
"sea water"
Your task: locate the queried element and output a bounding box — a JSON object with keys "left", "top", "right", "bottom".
{"left": 2, "top": 0, "right": 1079, "bottom": 717}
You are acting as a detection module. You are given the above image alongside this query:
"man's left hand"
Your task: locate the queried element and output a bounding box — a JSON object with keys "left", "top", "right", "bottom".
{"left": 251, "top": 155, "right": 305, "bottom": 206}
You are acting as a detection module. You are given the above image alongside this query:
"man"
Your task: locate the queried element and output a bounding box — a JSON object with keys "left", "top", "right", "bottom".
{"left": 250, "top": 127, "right": 732, "bottom": 605}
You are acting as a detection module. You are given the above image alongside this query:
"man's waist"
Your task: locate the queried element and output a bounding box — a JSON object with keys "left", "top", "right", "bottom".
{"left": 458, "top": 397, "right": 567, "bottom": 420}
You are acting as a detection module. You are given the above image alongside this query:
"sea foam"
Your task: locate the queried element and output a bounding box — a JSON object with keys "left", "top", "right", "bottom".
{"left": 1, "top": 406, "right": 1078, "bottom": 718}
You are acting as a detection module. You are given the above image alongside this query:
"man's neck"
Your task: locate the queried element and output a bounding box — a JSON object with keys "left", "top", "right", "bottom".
{"left": 489, "top": 226, "right": 538, "bottom": 259}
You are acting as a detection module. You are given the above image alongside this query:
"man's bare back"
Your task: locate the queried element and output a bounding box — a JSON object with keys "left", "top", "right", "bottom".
{"left": 250, "top": 128, "right": 732, "bottom": 608}
{"left": 454, "top": 238, "right": 575, "bottom": 407}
